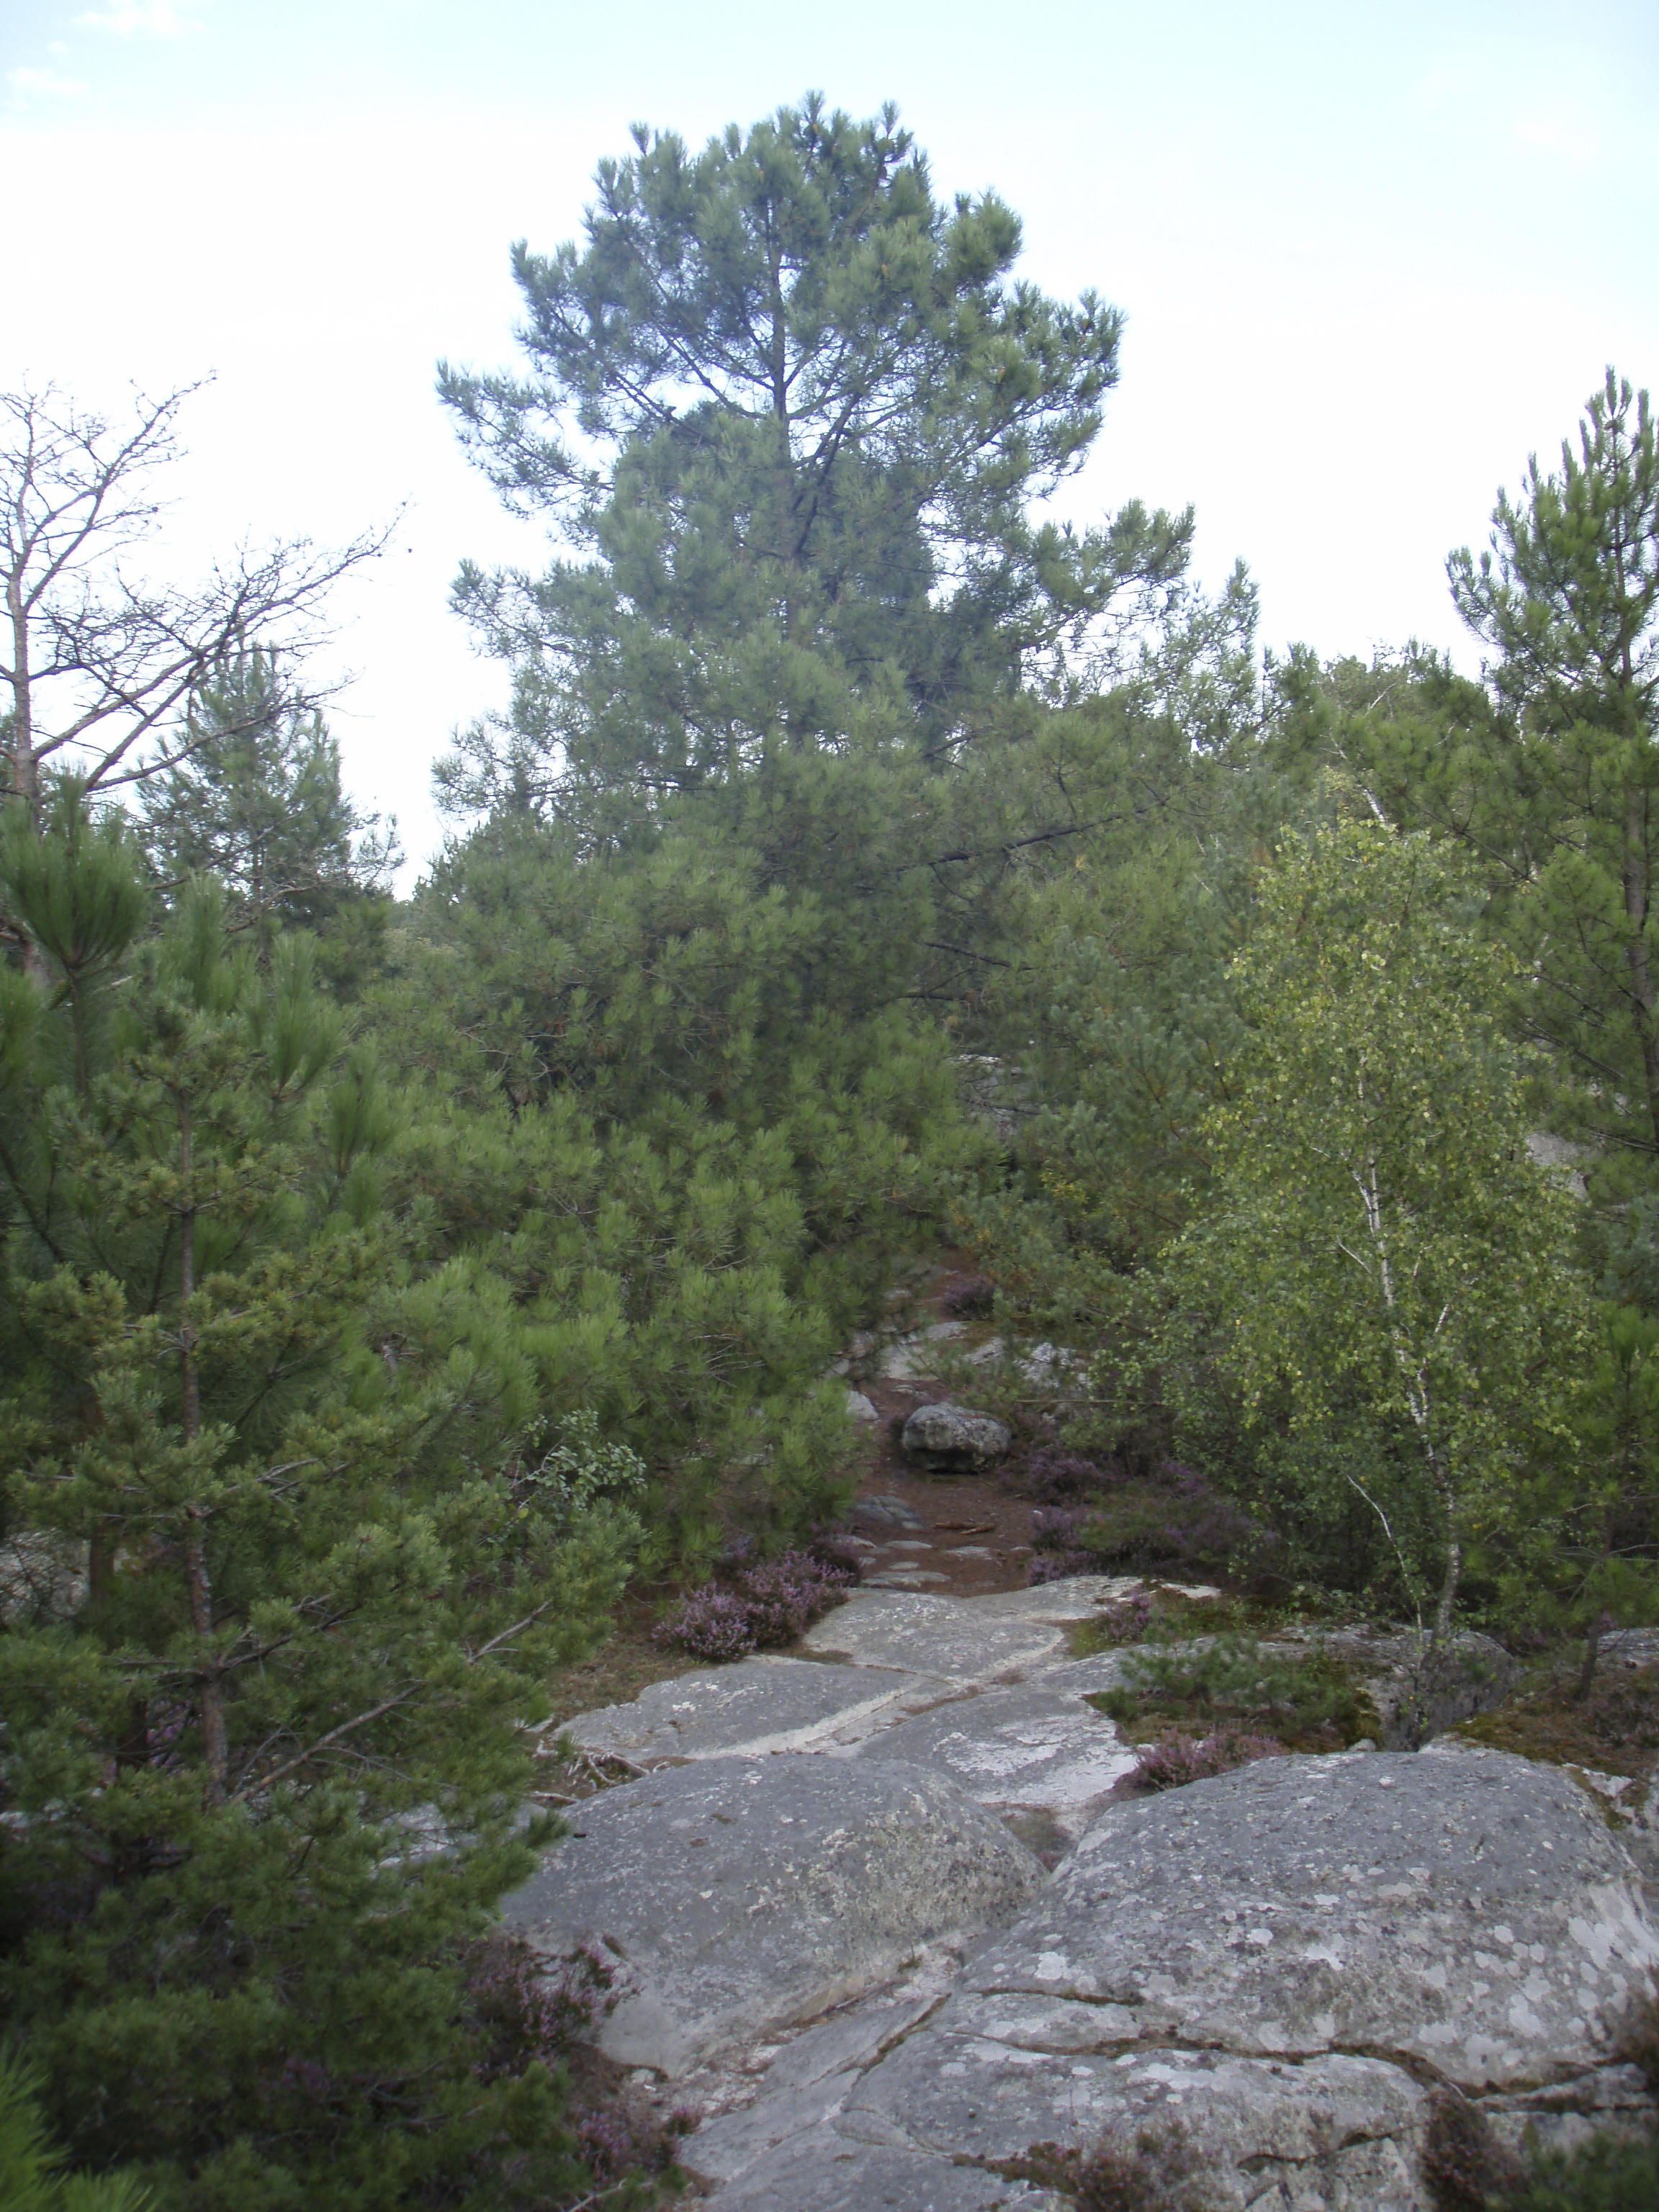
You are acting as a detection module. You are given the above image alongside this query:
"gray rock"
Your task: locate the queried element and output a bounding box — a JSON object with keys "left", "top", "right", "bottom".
{"left": 801, "top": 1590, "right": 1065, "bottom": 1683}
{"left": 1015, "top": 1341, "right": 1077, "bottom": 1386}
{"left": 845, "top": 1389, "right": 881, "bottom": 1422}
{"left": 901, "top": 1402, "right": 1012, "bottom": 1474}
{"left": 835, "top": 2038, "right": 1432, "bottom": 2211}
{"left": 500, "top": 1756, "right": 1044, "bottom": 2075}
{"left": 1310, "top": 1627, "right": 1522, "bottom": 1748}
{"left": 701, "top": 2131, "right": 1051, "bottom": 2211}
{"left": 685, "top": 1989, "right": 938, "bottom": 2185}
{"left": 957, "top": 1575, "right": 1173, "bottom": 1622}
{"left": 881, "top": 1336, "right": 929, "bottom": 1380}
{"left": 851, "top": 1676, "right": 1138, "bottom": 1838}
{"left": 711, "top": 1746, "right": 1659, "bottom": 2209}
{"left": 960, "top": 1745, "right": 1658, "bottom": 2089}
{"left": 851, "top": 1495, "right": 926, "bottom": 1532}
{"left": 565, "top": 1654, "right": 938, "bottom": 1763}
{"left": 0, "top": 1532, "right": 87, "bottom": 1624}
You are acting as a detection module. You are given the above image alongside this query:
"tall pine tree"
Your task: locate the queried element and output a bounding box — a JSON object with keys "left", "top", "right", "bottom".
{"left": 436, "top": 94, "right": 1190, "bottom": 824}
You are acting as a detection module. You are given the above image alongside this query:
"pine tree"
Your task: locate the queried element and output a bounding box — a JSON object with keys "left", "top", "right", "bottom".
{"left": 137, "top": 647, "right": 399, "bottom": 944}
{"left": 0, "top": 790, "right": 637, "bottom": 2208}
{"left": 436, "top": 94, "right": 1190, "bottom": 822}
{"left": 1274, "top": 376, "right": 1659, "bottom": 1264}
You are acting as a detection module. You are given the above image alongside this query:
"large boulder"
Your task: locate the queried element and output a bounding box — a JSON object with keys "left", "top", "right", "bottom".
{"left": 699, "top": 1746, "right": 1659, "bottom": 2208}
{"left": 499, "top": 1755, "right": 1044, "bottom": 2077}
{"left": 899, "top": 1402, "right": 1012, "bottom": 1475}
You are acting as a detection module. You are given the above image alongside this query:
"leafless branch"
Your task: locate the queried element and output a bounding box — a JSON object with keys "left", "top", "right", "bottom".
{"left": 1, "top": 381, "right": 390, "bottom": 816}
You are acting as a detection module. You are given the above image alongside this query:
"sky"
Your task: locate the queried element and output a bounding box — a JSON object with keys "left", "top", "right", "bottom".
{"left": 2, "top": 0, "right": 1656, "bottom": 880}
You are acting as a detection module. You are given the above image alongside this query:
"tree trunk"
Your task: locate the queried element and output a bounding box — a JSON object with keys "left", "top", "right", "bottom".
{"left": 1574, "top": 1615, "right": 1604, "bottom": 1703}
{"left": 1433, "top": 1493, "right": 1462, "bottom": 1647}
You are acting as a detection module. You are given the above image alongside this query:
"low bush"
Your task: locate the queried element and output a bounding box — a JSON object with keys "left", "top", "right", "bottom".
{"left": 654, "top": 1548, "right": 857, "bottom": 1663}
{"left": 1089, "top": 1635, "right": 1367, "bottom": 1753}
{"left": 1028, "top": 1505, "right": 1100, "bottom": 1584}
{"left": 1128, "top": 1730, "right": 1285, "bottom": 1792}
{"left": 989, "top": 2125, "right": 1208, "bottom": 2209}
{"left": 1007, "top": 1450, "right": 1112, "bottom": 1504}
{"left": 943, "top": 1274, "right": 997, "bottom": 1319}
{"left": 1079, "top": 1463, "right": 1268, "bottom": 1575}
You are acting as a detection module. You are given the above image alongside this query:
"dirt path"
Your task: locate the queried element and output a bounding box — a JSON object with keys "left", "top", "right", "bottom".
{"left": 840, "top": 1256, "right": 1040, "bottom": 1599}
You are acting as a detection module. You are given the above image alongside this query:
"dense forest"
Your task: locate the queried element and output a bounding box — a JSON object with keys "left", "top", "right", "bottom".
{"left": 1, "top": 96, "right": 1656, "bottom": 2210}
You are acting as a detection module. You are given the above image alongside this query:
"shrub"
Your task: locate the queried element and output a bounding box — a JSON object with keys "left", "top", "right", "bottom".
{"left": 653, "top": 1586, "right": 759, "bottom": 1662}
{"left": 1091, "top": 1636, "right": 1366, "bottom": 1752}
{"left": 1080, "top": 1462, "right": 1267, "bottom": 1573}
{"left": 1028, "top": 1504, "right": 1100, "bottom": 1584}
{"left": 991, "top": 2125, "right": 1208, "bottom": 2210}
{"left": 1495, "top": 2129, "right": 1659, "bottom": 2209}
{"left": 943, "top": 1274, "right": 996, "bottom": 1318}
{"left": 1008, "top": 1450, "right": 1110, "bottom": 1503}
{"left": 1089, "top": 1591, "right": 1162, "bottom": 1644}
{"left": 654, "top": 1547, "right": 856, "bottom": 1662}
{"left": 1128, "top": 1730, "right": 1285, "bottom": 1792}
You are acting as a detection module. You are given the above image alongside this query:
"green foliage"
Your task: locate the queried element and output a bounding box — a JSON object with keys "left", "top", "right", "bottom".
{"left": 0, "top": 795, "right": 637, "bottom": 2207}
{"left": 958, "top": 571, "right": 1278, "bottom": 1334}
{"left": 137, "top": 647, "right": 399, "bottom": 945}
{"left": 1494, "top": 1304, "right": 1659, "bottom": 1684}
{"left": 1089, "top": 1635, "right": 1365, "bottom": 1750}
{"left": 1163, "top": 823, "right": 1593, "bottom": 1637}
{"left": 1272, "top": 376, "right": 1659, "bottom": 1284}
{"left": 0, "top": 2051, "right": 152, "bottom": 2211}
{"left": 438, "top": 94, "right": 1189, "bottom": 822}
{"left": 1498, "top": 2131, "right": 1659, "bottom": 2211}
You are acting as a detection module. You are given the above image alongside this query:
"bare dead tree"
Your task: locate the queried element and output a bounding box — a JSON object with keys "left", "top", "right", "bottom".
{"left": 0, "top": 380, "right": 389, "bottom": 820}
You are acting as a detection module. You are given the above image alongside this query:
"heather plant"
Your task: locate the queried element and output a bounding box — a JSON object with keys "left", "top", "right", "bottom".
{"left": 1087, "top": 1590, "right": 1163, "bottom": 1643}
{"left": 1127, "top": 1729, "right": 1285, "bottom": 1792}
{"left": 1010, "top": 1450, "right": 1112, "bottom": 1503}
{"left": 1077, "top": 1462, "right": 1267, "bottom": 1575}
{"left": 990, "top": 2123, "right": 1210, "bottom": 2210}
{"left": 1028, "top": 1505, "right": 1100, "bottom": 1584}
{"left": 943, "top": 1274, "right": 997, "bottom": 1320}
{"left": 654, "top": 1548, "right": 856, "bottom": 1661}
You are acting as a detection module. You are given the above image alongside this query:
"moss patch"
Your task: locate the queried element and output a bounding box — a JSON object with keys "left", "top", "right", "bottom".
{"left": 1447, "top": 1660, "right": 1659, "bottom": 1805}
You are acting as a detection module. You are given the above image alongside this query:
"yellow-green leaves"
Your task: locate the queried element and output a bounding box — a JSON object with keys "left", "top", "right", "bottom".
{"left": 1176, "top": 824, "right": 1593, "bottom": 1636}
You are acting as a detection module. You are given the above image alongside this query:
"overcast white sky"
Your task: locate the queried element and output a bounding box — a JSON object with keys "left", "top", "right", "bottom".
{"left": 3, "top": 0, "right": 1655, "bottom": 879}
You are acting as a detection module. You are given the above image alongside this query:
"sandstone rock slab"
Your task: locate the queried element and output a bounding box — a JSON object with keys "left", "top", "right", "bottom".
{"left": 684, "top": 1988, "right": 938, "bottom": 2186}
{"left": 956, "top": 1575, "right": 1149, "bottom": 1622}
{"left": 852, "top": 1678, "right": 1138, "bottom": 1835}
{"left": 565, "top": 1654, "right": 936, "bottom": 1762}
{"left": 801, "top": 1590, "right": 1065, "bottom": 1683}
{"left": 839, "top": 2038, "right": 1429, "bottom": 2211}
{"left": 706, "top": 1746, "right": 1659, "bottom": 2210}
{"left": 500, "top": 1756, "right": 1044, "bottom": 2076}
{"left": 964, "top": 1744, "right": 1659, "bottom": 2090}
{"left": 701, "top": 2131, "right": 1048, "bottom": 2212}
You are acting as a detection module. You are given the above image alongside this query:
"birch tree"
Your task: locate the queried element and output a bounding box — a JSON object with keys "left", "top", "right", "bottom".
{"left": 1175, "top": 823, "right": 1591, "bottom": 1640}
